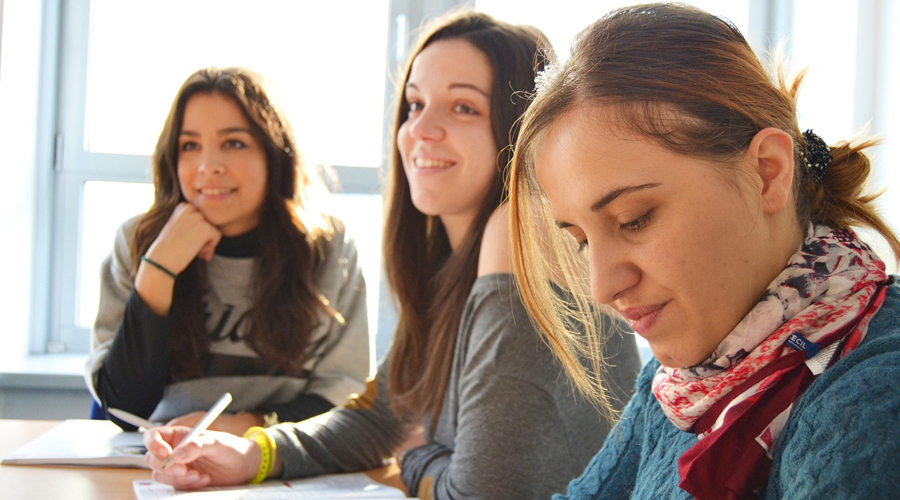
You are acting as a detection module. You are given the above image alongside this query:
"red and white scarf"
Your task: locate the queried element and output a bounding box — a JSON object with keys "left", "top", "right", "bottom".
{"left": 651, "top": 225, "right": 889, "bottom": 499}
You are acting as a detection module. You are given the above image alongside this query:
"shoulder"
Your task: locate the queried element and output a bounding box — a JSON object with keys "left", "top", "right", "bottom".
{"left": 115, "top": 214, "right": 143, "bottom": 248}
{"left": 106, "top": 214, "right": 143, "bottom": 271}
{"left": 768, "top": 287, "right": 900, "bottom": 497}
{"left": 477, "top": 204, "right": 513, "bottom": 277}
{"left": 316, "top": 214, "right": 360, "bottom": 265}
{"left": 312, "top": 214, "right": 365, "bottom": 291}
{"left": 458, "top": 273, "right": 550, "bottom": 376}
{"left": 789, "top": 284, "right": 900, "bottom": 422}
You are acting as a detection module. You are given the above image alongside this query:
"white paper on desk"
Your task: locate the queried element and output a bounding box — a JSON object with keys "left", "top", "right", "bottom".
{"left": 133, "top": 472, "right": 414, "bottom": 499}
{"left": 0, "top": 419, "right": 148, "bottom": 468}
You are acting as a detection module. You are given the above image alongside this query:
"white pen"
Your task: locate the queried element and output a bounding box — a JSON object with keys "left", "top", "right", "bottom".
{"left": 162, "top": 392, "right": 233, "bottom": 469}
{"left": 109, "top": 407, "right": 158, "bottom": 430}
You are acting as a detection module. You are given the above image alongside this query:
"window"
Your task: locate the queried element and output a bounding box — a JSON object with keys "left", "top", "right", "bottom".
{"left": 3, "top": 0, "right": 898, "bottom": 360}
{"left": 44, "top": 0, "right": 466, "bottom": 356}
{"left": 51, "top": 0, "right": 402, "bottom": 354}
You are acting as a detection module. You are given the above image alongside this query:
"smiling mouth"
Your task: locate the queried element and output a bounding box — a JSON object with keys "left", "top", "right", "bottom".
{"left": 414, "top": 157, "right": 454, "bottom": 169}
{"left": 199, "top": 187, "right": 236, "bottom": 195}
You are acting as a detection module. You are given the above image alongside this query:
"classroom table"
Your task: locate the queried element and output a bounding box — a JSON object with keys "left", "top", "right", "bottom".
{"left": 0, "top": 419, "right": 406, "bottom": 500}
{"left": 0, "top": 419, "right": 149, "bottom": 499}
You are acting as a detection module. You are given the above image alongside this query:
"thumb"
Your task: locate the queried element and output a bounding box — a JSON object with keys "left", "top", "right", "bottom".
{"left": 198, "top": 232, "right": 222, "bottom": 262}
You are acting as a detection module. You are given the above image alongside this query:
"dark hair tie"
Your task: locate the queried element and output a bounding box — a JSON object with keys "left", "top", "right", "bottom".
{"left": 800, "top": 129, "right": 832, "bottom": 182}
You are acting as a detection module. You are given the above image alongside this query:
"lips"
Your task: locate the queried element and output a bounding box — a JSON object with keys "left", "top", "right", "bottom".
{"left": 618, "top": 303, "right": 666, "bottom": 335}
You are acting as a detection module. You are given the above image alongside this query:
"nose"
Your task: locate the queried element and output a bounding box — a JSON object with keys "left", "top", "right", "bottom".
{"left": 587, "top": 239, "right": 639, "bottom": 305}
{"left": 197, "top": 149, "right": 225, "bottom": 175}
{"left": 407, "top": 106, "right": 445, "bottom": 141}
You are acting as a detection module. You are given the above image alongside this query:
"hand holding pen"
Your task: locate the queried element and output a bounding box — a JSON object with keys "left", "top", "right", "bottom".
{"left": 142, "top": 392, "right": 273, "bottom": 489}
{"left": 160, "top": 392, "right": 232, "bottom": 469}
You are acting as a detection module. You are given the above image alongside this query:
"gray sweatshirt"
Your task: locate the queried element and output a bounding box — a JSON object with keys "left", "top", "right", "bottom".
{"left": 271, "top": 273, "right": 641, "bottom": 500}
{"left": 85, "top": 215, "right": 370, "bottom": 426}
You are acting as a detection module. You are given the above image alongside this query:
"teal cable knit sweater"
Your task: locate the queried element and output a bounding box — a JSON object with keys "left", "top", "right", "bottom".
{"left": 556, "top": 284, "right": 900, "bottom": 500}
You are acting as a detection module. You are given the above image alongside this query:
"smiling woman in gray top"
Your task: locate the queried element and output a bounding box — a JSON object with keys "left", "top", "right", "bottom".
{"left": 142, "top": 12, "right": 641, "bottom": 500}
{"left": 86, "top": 67, "right": 369, "bottom": 436}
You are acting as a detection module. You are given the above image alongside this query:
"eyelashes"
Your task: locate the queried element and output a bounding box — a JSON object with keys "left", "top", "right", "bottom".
{"left": 620, "top": 208, "right": 654, "bottom": 233}
{"left": 574, "top": 208, "right": 655, "bottom": 253}
{"left": 405, "top": 100, "right": 482, "bottom": 117}
{"left": 179, "top": 139, "right": 248, "bottom": 152}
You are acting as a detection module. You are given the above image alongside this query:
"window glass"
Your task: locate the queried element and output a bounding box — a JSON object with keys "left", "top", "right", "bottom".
{"left": 791, "top": 0, "right": 858, "bottom": 143}
{"left": 85, "top": 0, "right": 389, "bottom": 167}
{"left": 78, "top": 181, "right": 154, "bottom": 328}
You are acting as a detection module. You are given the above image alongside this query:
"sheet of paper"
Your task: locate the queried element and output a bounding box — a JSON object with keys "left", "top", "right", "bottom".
{"left": 133, "top": 473, "right": 411, "bottom": 499}
{"left": 1, "top": 419, "right": 147, "bottom": 468}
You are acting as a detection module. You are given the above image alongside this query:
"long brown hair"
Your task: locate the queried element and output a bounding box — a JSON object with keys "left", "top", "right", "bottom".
{"left": 510, "top": 3, "right": 900, "bottom": 402}
{"left": 134, "top": 67, "right": 335, "bottom": 380}
{"left": 384, "top": 11, "right": 553, "bottom": 422}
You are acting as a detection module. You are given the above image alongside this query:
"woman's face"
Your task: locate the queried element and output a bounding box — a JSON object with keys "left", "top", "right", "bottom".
{"left": 397, "top": 38, "right": 498, "bottom": 248}
{"left": 177, "top": 92, "right": 268, "bottom": 237}
{"left": 536, "top": 105, "right": 782, "bottom": 368}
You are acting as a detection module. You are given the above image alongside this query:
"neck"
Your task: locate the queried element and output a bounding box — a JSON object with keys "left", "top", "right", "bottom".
{"left": 440, "top": 212, "right": 476, "bottom": 252}
{"left": 771, "top": 220, "right": 806, "bottom": 277}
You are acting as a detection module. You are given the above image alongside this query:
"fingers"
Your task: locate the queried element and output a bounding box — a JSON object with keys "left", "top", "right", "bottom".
{"left": 198, "top": 234, "right": 221, "bottom": 262}
{"left": 143, "top": 426, "right": 189, "bottom": 460}
{"left": 143, "top": 428, "right": 210, "bottom": 489}
{"left": 151, "top": 467, "right": 212, "bottom": 490}
{"left": 144, "top": 427, "right": 172, "bottom": 458}
{"left": 143, "top": 431, "right": 247, "bottom": 490}
{"left": 148, "top": 203, "right": 222, "bottom": 273}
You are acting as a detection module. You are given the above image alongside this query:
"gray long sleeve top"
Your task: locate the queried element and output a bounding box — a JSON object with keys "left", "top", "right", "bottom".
{"left": 85, "top": 214, "right": 370, "bottom": 427}
{"left": 271, "top": 273, "right": 642, "bottom": 500}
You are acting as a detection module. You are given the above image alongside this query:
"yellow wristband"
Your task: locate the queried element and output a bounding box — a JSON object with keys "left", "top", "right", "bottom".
{"left": 243, "top": 426, "right": 276, "bottom": 484}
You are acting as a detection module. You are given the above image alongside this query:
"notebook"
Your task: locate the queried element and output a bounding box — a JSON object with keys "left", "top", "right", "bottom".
{"left": 133, "top": 473, "right": 412, "bottom": 499}
{"left": 1, "top": 419, "right": 148, "bottom": 468}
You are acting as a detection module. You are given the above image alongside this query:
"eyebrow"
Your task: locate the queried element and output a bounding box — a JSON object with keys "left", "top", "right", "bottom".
{"left": 557, "top": 183, "right": 661, "bottom": 228}
{"left": 405, "top": 82, "right": 490, "bottom": 98}
{"left": 179, "top": 127, "right": 253, "bottom": 137}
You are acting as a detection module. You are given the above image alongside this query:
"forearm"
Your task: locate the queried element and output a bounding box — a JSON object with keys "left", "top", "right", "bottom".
{"left": 133, "top": 256, "right": 177, "bottom": 316}
{"left": 269, "top": 370, "right": 409, "bottom": 479}
{"left": 400, "top": 443, "right": 451, "bottom": 498}
{"left": 96, "top": 290, "right": 172, "bottom": 429}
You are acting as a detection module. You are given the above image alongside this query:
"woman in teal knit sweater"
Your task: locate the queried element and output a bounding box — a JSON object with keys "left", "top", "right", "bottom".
{"left": 509, "top": 3, "right": 900, "bottom": 499}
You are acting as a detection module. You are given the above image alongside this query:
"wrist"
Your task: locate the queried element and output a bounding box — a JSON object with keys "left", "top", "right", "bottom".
{"left": 243, "top": 426, "right": 277, "bottom": 484}
{"left": 140, "top": 255, "right": 178, "bottom": 280}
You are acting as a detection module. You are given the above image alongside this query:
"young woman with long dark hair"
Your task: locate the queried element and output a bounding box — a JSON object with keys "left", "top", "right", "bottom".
{"left": 87, "top": 67, "right": 370, "bottom": 436}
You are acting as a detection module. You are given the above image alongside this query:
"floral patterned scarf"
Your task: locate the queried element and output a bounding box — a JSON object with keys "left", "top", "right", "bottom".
{"left": 651, "top": 225, "right": 890, "bottom": 499}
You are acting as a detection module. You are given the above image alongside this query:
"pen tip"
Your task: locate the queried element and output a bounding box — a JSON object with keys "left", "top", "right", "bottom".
{"left": 162, "top": 456, "right": 174, "bottom": 470}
